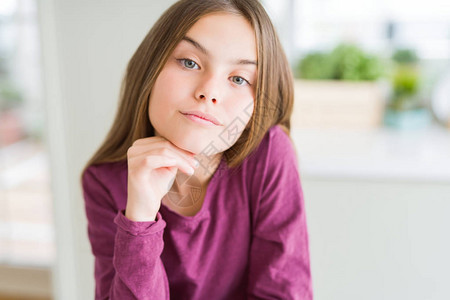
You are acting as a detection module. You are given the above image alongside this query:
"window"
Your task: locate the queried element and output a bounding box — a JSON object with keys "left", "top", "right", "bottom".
{"left": 262, "top": 0, "right": 450, "bottom": 63}
{"left": 0, "top": 0, "right": 53, "bottom": 297}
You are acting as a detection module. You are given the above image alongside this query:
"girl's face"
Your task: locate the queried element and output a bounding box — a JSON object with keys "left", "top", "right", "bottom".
{"left": 148, "top": 12, "right": 257, "bottom": 156}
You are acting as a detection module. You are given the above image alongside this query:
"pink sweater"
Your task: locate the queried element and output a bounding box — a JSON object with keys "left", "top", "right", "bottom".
{"left": 81, "top": 125, "right": 313, "bottom": 299}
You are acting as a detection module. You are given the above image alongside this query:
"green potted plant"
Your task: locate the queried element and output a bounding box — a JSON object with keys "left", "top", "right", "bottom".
{"left": 383, "top": 49, "right": 431, "bottom": 129}
{"left": 297, "top": 43, "right": 384, "bottom": 81}
{"left": 292, "top": 43, "right": 388, "bottom": 128}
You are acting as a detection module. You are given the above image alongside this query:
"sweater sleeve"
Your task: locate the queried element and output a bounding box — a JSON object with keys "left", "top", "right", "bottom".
{"left": 246, "top": 128, "right": 314, "bottom": 300}
{"left": 81, "top": 166, "right": 170, "bottom": 300}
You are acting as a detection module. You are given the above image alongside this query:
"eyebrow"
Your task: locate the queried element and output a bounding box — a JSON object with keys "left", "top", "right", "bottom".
{"left": 181, "top": 36, "right": 258, "bottom": 66}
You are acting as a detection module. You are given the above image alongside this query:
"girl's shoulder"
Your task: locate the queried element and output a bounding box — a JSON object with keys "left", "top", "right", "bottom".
{"left": 248, "top": 124, "right": 296, "bottom": 164}
{"left": 268, "top": 124, "right": 292, "bottom": 146}
{"left": 82, "top": 160, "right": 128, "bottom": 189}
{"left": 81, "top": 160, "right": 128, "bottom": 209}
{"left": 243, "top": 124, "right": 300, "bottom": 207}
{"left": 242, "top": 124, "right": 298, "bottom": 188}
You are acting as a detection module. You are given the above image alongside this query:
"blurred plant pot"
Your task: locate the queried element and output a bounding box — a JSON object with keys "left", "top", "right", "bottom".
{"left": 0, "top": 108, "right": 26, "bottom": 146}
{"left": 383, "top": 107, "right": 431, "bottom": 130}
{"left": 292, "top": 79, "right": 386, "bottom": 129}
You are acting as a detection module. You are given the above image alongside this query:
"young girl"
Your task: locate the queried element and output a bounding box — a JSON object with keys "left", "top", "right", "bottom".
{"left": 81, "top": 0, "right": 313, "bottom": 299}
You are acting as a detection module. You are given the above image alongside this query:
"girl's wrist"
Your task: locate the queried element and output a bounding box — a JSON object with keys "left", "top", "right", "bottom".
{"left": 125, "top": 203, "right": 158, "bottom": 222}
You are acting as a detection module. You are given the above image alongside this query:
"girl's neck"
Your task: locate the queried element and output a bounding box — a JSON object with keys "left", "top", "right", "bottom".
{"left": 174, "top": 152, "right": 222, "bottom": 190}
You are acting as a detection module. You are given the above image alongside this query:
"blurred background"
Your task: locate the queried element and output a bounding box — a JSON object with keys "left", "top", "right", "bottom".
{"left": 0, "top": 0, "right": 449, "bottom": 299}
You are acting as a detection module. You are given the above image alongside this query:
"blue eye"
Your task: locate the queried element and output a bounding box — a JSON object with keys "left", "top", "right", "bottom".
{"left": 178, "top": 58, "right": 199, "bottom": 70}
{"left": 232, "top": 76, "right": 250, "bottom": 86}
{"left": 177, "top": 58, "right": 251, "bottom": 86}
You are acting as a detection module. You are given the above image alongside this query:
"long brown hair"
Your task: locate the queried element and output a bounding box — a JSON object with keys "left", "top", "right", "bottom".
{"left": 81, "top": 0, "right": 294, "bottom": 178}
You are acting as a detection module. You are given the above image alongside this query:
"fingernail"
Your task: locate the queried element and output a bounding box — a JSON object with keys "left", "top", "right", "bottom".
{"left": 193, "top": 159, "right": 199, "bottom": 168}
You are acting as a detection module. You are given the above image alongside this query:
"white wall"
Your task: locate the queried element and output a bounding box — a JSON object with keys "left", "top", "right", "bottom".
{"left": 37, "top": 1, "right": 176, "bottom": 299}
{"left": 302, "top": 178, "right": 450, "bottom": 300}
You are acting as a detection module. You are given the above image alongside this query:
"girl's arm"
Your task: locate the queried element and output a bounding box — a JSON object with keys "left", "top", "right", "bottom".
{"left": 82, "top": 166, "right": 170, "bottom": 300}
{"left": 246, "top": 127, "right": 314, "bottom": 300}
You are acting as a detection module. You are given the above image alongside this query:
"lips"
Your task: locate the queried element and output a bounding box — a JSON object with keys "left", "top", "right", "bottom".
{"left": 180, "top": 110, "right": 222, "bottom": 126}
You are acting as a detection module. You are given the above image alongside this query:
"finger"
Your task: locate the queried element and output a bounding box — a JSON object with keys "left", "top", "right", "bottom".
{"left": 131, "top": 136, "right": 166, "bottom": 146}
{"left": 141, "top": 155, "right": 177, "bottom": 170}
{"left": 165, "top": 140, "right": 196, "bottom": 157}
{"left": 133, "top": 142, "right": 198, "bottom": 168}
{"left": 133, "top": 136, "right": 196, "bottom": 158}
{"left": 140, "top": 152, "right": 195, "bottom": 175}
{"left": 157, "top": 144, "right": 198, "bottom": 168}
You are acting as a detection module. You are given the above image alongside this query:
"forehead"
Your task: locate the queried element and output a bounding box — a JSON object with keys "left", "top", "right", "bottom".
{"left": 176, "top": 12, "right": 257, "bottom": 63}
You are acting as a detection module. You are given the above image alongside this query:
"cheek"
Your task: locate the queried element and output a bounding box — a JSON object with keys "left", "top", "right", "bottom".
{"left": 212, "top": 96, "right": 254, "bottom": 152}
{"left": 151, "top": 69, "right": 189, "bottom": 108}
{"left": 161, "top": 60, "right": 196, "bottom": 87}
{"left": 154, "top": 69, "right": 177, "bottom": 96}
{"left": 228, "top": 93, "right": 254, "bottom": 124}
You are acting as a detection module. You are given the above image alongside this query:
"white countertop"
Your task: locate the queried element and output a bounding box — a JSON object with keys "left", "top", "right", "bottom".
{"left": 290, "top": 123, "right": 450, "bottom": 183}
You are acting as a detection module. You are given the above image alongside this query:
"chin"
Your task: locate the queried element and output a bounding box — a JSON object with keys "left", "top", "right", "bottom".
{"left": 166, "top": 131, "right": 202, "bottom": 154}
{"left": 155, "top": 124, "right": 223, "bottom": 155}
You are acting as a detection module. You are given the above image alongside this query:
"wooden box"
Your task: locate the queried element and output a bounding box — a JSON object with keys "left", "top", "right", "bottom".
{"left": 292, "top": 79, "right": 386, "bottom": 129}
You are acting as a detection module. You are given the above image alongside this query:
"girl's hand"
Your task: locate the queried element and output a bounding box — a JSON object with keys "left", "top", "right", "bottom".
{"left": 125, "top": 136, "right": 199, "bottom": 221}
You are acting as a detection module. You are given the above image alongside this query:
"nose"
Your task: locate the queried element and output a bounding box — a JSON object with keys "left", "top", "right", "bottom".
{"left": 198, "top": 94, "right": 216, "bottom": 103}
{"left": 198, "top": 94, "right": 217, "bottom": 104}
{"left": 195, "top": 74, "right": 221, "bottom": 104}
